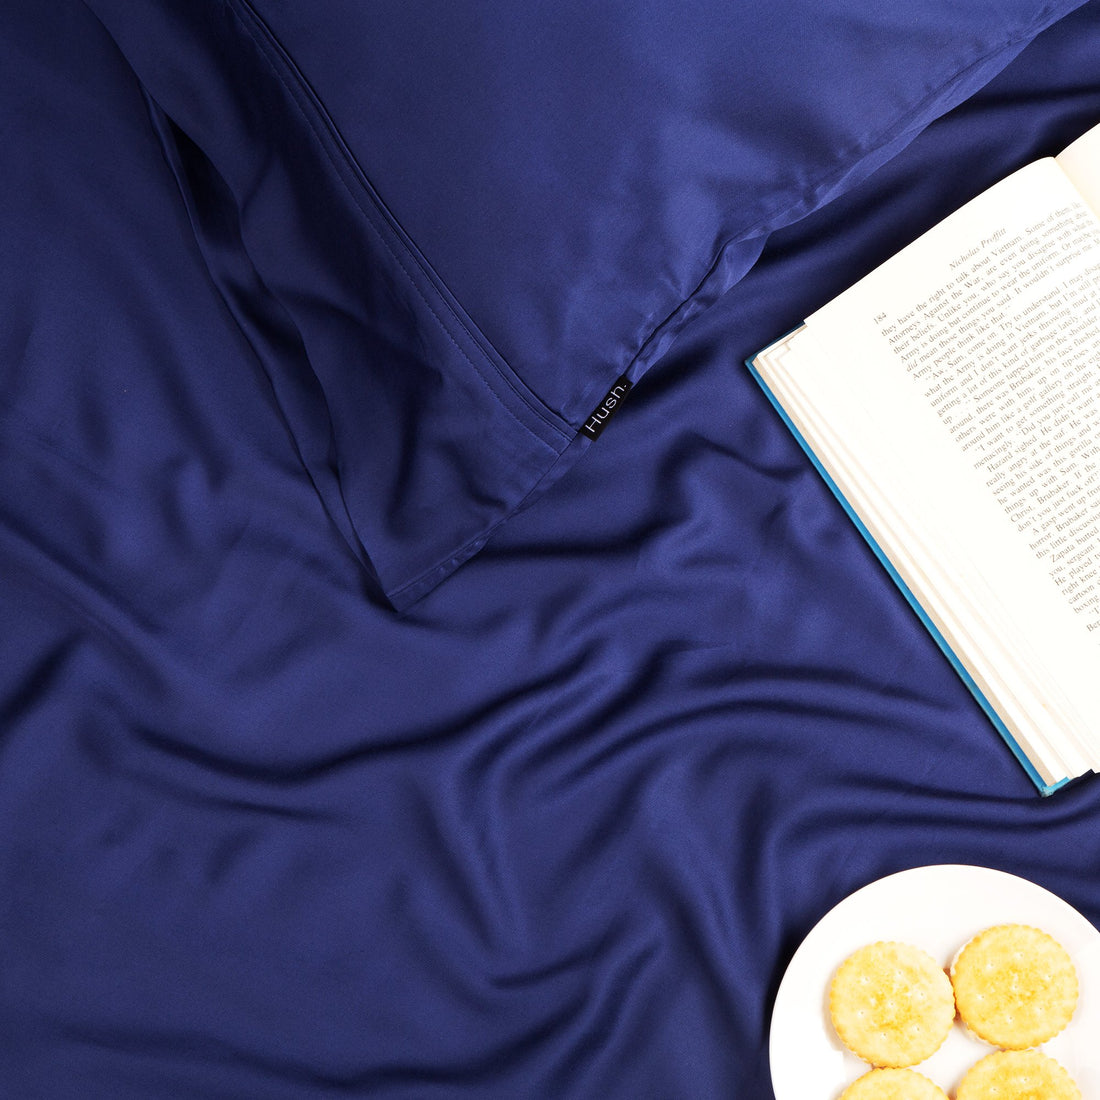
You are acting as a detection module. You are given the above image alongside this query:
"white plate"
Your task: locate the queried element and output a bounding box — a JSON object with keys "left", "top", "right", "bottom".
{"left": 769, "top": 865, "right": 1100, "bottom": 1099}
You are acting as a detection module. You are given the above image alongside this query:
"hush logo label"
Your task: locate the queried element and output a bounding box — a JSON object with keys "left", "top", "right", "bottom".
{"left": 580, "top": 376, "right": 632, "bottom": 440}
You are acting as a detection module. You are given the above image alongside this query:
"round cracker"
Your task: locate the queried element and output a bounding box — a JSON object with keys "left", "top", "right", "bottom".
{"left": 839, "top": 1067, "right": 949, "bottom": 1100}
{"left": 955, "top": 1049, "right": 1081, "bottom": 1100}
{"left": 951, "top": 924, "right": 1077, "bottom": 1048}
{"left": 829, "top": 941, "right": 955, "bottom": 1067}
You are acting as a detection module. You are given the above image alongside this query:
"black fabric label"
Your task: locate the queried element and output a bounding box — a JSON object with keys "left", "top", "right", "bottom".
{"left": 580, "top": 376, "right": 632, "bottom": 440}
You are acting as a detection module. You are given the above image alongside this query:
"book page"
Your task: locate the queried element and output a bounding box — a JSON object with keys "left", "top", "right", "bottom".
{"left": 792, "top": 160, "right": 1100, "bottom": 771}
{"left": 1058, "top": 121, "right": 1100, "bottom": 217}
{"left": 762, "top": 332, "right": 1087, "bottom": 783}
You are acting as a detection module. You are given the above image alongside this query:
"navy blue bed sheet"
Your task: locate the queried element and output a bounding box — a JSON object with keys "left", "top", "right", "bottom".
{"left": 2, "top": 2, "right": 1100, "bottom": 1098}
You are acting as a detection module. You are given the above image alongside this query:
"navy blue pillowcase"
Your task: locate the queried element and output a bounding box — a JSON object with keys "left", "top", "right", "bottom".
{"left": 86, "top": 0, "right": 1086, "bottom": 607}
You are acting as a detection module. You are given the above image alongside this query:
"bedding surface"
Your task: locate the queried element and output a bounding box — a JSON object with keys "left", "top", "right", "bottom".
{"left": 2, "top": 2, "right": 1100, "bottom": 1097}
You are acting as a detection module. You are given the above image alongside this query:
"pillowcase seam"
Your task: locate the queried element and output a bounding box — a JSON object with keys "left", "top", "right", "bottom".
{"left": 225, "top": 0, "right": 573, "bottom": 448}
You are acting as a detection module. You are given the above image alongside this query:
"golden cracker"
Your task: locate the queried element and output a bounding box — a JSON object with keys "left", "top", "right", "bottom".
{"left": 839, "top": 1067, "right": 950, "bottom": 1100}
{"left": 829, "top": 942, "right": 956, "bottom": 1067}
{"left": 951, "top": 924, "right": 1077, "bottom": 1049}
{"left": 955, "top": 1049, "right": 1081, "bottom": 1100}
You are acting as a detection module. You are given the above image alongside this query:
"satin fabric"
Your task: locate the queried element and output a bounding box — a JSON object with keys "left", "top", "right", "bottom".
{"left": 2, "top": 2, "right": 1100, "bottom": 1098}
{"left": 84, "top": 0, "right": 1087, "bottom": 603}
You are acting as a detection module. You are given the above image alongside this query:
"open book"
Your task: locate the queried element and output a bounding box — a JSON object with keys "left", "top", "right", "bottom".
{"left": 749, "top": 122, "right": 1100, "bottom": 794}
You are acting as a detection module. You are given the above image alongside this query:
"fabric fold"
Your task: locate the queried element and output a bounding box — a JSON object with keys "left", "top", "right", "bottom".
{"left": 89, "top": 0, "right": 577, "bottom": 608}
{"left": 83, "top": 0, "right": 1089, "bottom": 606}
